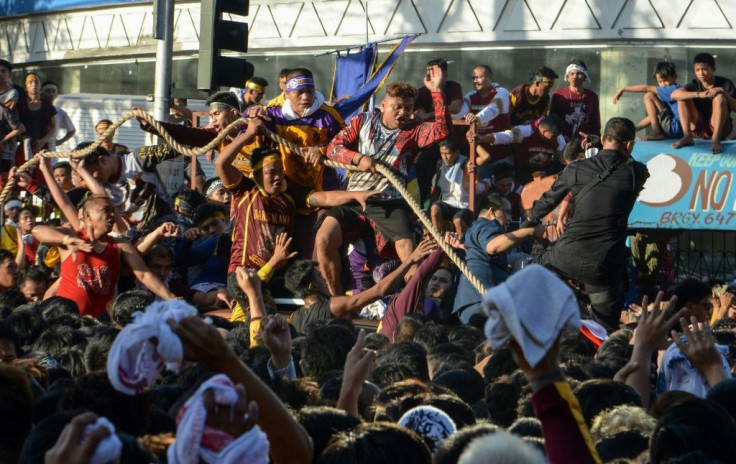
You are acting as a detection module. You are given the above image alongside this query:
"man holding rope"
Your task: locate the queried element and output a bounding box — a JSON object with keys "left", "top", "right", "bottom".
{"left": 315, "top": 65, "right": 449, "bottom": 296}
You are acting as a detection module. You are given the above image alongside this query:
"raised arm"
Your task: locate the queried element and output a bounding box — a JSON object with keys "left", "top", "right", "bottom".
{"left": 31, "top": 154, "right": 80, "bottom": 230}
{"left": 330, "top": 238, "right": 436, "bottom": 318}
{"left": 612, "top": 84, "right": 657, "bottom": 103}
{"left": 215, "top": 119, "right": 262, "bottom": 189}
{"left": 118, "top": 239, "right": 176, "bottom": 300}
{"left": 170, "top": 316, "right": 314, "bottom": 464}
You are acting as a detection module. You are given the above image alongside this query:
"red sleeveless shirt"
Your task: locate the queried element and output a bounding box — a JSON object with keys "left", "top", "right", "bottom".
{"left": 56, "top": 230, "right": 120, "bottom": 318}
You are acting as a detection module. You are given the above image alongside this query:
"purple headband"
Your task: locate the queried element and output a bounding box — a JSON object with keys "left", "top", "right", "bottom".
{"left": 285, "top": 75, "right": 314, "bottom": 92}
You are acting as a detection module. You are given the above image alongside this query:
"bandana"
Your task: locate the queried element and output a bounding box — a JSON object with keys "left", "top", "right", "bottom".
{"left": 285, "top": 76, "right": 314, "bottom": 93}
{"left": 246, "top": 81, "right": 266, "bottom": 92}
{"left": 533, "top": 73, "right": 555, "bottom": 84}
{"left": 209, "top": 101, "right": 236, "bottom": 112}
{"left": 205, "top": 179, "right": 224, "bottom": 197}
{"left": 251, "top": 154, "right": 280, "bottom": 172}
{"left": 565, "top": 64, "right": 591, "bottom": 83}
{"left": 398, "top": 406, "right": 456, "bottom": 453}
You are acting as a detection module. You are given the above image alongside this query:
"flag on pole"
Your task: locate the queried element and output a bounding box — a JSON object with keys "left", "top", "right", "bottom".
{"left": 332, "top": 35, "right": 417, "bottom": 122}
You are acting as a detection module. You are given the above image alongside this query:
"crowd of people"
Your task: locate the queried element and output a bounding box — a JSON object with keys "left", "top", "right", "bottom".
{"left": 0, "top": 50, "right": 735, "bottom": 463}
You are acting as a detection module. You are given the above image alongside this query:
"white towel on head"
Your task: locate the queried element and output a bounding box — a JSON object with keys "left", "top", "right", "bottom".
{"left": 482, "top": 264, "right": 580, "bottom": 368}
{"left": 398, "top": 405, "right": 456, "bottom": 453}
{"left": 168, "top": 374, "right": 270, "bottom": 464}
{"left": 83, "top": 417, "right": 123, "bottom": 464}
{"left": 107, "top": 300, "right": 198, "bottom": 395}
{"left": 565, "top": 63, "right": 591, "bottom": 83}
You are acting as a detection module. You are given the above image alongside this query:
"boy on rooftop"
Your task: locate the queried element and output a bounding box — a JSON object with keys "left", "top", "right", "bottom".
{"left": 671, "top": 52, "right": 736, "bottom": 154}
{"left": 612, "top": 61, "right": 683, "bottom": 142}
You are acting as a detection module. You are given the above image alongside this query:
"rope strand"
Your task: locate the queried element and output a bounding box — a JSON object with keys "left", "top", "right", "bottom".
{"left": 1, "top": 109, "right": 486, "bottom": 295}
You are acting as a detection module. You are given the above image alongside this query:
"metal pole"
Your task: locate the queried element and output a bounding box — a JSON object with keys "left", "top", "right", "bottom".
{"left": 153, "top": 0, "right": 174, "bottom": 126}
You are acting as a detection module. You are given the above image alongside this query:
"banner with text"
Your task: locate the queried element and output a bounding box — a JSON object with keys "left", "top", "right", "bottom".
{"left": 630, "top": 140, "right": 736, "bottom": 230}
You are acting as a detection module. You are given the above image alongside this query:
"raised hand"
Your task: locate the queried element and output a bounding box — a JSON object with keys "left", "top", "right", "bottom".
{"left": 270, "top": 232, "right": 298, "bottom": 266}
{"left": 261, "top": 314, "right": 292, "bottom": 370}
{"left": 672, "top": 317, "right": 727, "bottom": 386}
{"left": 337, "top": 329, "right": 377, "bottom": 417}
{"left": 635, "top": 292, "right": 684, "bottom": 351}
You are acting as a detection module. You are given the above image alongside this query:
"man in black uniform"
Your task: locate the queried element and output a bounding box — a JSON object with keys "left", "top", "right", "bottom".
{"left": 524, "top": 117, "right": 649, "bottom": 331}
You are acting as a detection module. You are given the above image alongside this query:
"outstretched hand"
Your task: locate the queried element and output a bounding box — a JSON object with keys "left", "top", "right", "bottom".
{"left": 409, "top": 237, "right": 438, "bottom": 264}
{"left": 423, "top": 64, "right": 445, "bottom": 93}
{"left": 337, "top": 329, "right": 377, "bottom": 417}
{"left": 672, "top": 317, "right": 727, "bottom": 386}
{"left": 261, "top": 314, "right": 292, "bottom": 370}
{"left": 271, "top": 232, "right": 298, "bottom": 266}
{"left": 634, "top": 292, "right": 684, "bottom": 351}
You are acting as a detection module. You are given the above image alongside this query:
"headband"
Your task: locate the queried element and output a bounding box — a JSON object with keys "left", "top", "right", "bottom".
{"left": 533, "top": 74, "right": 555, "bottom": 84}
{"left": 285, "top": 76, "right": 314, "bottom": 93}
{"left": 198, "top": 210, "right": 226, "bottom": 227}
{"left": 565, "top": 64, "right": 590, "bottom": 83}
{"left": 246, "top": 81, "right": 266, "bottom": 92}
{"left": 174, "top": 196, "right": 195, "bottom": 215}
{"left": 209, "top": 101, "right": 236, "bottom": 112}
{"left": 251, "top": 154, "right": 280, "bottom": 171}
{"left": 205, "top": 179, "right": 224, "bottom": 197}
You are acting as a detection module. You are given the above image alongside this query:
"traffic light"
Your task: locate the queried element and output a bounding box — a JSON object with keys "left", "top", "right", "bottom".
{"left": 198, "top": 0, "right": 254, "bottom": 90}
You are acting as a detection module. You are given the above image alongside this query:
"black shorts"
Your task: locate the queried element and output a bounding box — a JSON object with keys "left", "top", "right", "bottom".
{"left": 432, "top": 201, "right": 473, "bottom": 224}
{"left": 317, "top": 199, "right": 414, "bottom": 242}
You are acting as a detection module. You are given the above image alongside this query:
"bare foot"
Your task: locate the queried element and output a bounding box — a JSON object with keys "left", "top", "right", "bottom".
{"left": 712, "top": 140, "right": 723, "bottom": 154}
{"left": 639, "top": 132, "right": 665, "bottom": 141}
{"left": 672, "top": 134, "right": 694, "bottom": 149}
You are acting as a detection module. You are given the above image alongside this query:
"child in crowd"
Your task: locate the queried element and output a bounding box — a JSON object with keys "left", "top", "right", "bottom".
{"left": 429, "top": 137, "right": 485, "bottom": 238}
{"left": 671, "top": 52, "right": 736, "bottom": 154}
{"left": 613, "top": 61, "right": 683, "bottom": 141}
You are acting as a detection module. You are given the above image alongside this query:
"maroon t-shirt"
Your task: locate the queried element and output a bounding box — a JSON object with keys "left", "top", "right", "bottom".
{"left": 549, "top": 88, "right": 600, "bottom": 141}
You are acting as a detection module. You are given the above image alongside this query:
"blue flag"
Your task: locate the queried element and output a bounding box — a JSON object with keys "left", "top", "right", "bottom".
{"left": 332, "top": 35, "right": 417, "bottom": 123}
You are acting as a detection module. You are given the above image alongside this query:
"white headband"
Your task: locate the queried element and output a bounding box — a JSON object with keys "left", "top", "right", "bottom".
{"left": 565, "top": 64, "right": 591, "bottom": 83}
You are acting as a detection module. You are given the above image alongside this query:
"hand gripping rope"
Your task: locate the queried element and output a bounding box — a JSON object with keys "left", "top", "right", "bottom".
{"left": 1, "top": 109, "right": 487, "bottom": 295}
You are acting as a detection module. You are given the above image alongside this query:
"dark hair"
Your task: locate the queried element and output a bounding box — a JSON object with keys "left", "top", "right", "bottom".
{"left": 286, "top": 68, "right": 313, "bottom": 81}
{"left": 477, "top": 192, "right": 508, "bottom": 215}
{"left": 427, "top": 59, "right": 448, "bottom": 71}
{"left": 32, "top": 326, "right": 86, "bottom": 359}
{"left": 206, "top": 90, "right": 241, "bottom": 112}
{"left": 39, "top": 297, "right": 79, "bottom": 321}
{"left": 301, "top": 325, "right": 356, "bottom": 380}
{"left": 654, "top": 60, "right": 677, "bottom": 79}
{"left": 174, "top": 189, "right": 206, "bottom": 217}
{"left": 562, "top": 140, "right": 584, "bottom": 162}
{"left": 248, "top": 76, "right": 269, "bottom": 88}
{"left": 483, "top": 347, "right": 518, "bottom": 383}
{"left": 474, "top": 64, "right": 492, "bottom": 77}
{"left": 18, "top": 266, "right": 46, "bottom": 288}
{"left": 0, "top": 322, "right": 20, "bottom": 352}
{"left": 438, "top": 137, "right": 459, "bottom": 153}
{"left": 5, "top": 305, "right": 45, "bottom": 348}
{"left": 143, "top": 244, "right": 173, "bottom": 265}
{"left": 508, "top": 417, "right": 543, "bottom": 438}
{"left": 491, "top": 163, "right": 514, "bottom": 181}
{"left": 539, "top": 114, "right": 564, "bottom": 134}
{"left": 693, "top": 52, "right": 716, "bottom": 68}
{"left": 432, "top": 369, "right": 484, "bottom": 404}
{"left": 0, "top": 249, "right": 15, "bottom": 265}
{"left": 574, "top": 379, "right": 642, "bottom": 426}
{"left": 603, "top": 117, "right": 636, "bottom": 144}
{"left": 0, "top": 59, "right": 12, "bottom": 72}
{"left": 533, "top": 66, "right": 558, "bottom": 81}
{"left": 192, "top": 202, "right": 226, "bottom": 226}
{"left": 568, "top": 58, "right": 588, "bottom": 69}
{"left": 425, "top": 394, "right": 477, "bottom": 430}
{"left": 297, "top": 406, "right": 360, "bottom": 462}
{"left": 0, "top": 364, "right": 33, "bottom": 463}
{"left": 385, "top": 82, "right": 417, "bottom": 99}
{"left": 57, "top": 346, "right": 86, "bottom": 378}
{"left": 485, "top": 377, "right": 522, "bottom": 427}
{"left": 706, "top": 378, "right": 736, "bottom": 422}
{"left": 83, "top": 327, "right": 120, "bottom": 373}
{"left": 110, "top": 290, "right": 154, "bottom": 326}
{"left": 413, "top": 323, "right": 449, "bottom": 351}
{"left": 58, "top": 372, "right": 151, "bottom": 436}
{"left": 433, "top": 422, "right": 499, "bottom": 464}
{"left": 250, "top": 145, "right": 280, "bottom": 172}
{"left": 278, "top": 68, "right": 291, "bottom": 78}
{"left": 319, "top": 422, "right": 431, "bottom": 464}
{"left": 596, "top": 431, "right": 649, "bottom": 462}
{"left": 672, "top": 278, "right": 711, "bottom": 309}
{"left": 377, "top": 341, "right": 429, "bottom": 382}
{"left": 285, "top": 260, "right": 318, "bottom": 299}
{"left": 52, "top": 161, "right": 71, "bottom": 174}
{"left": 650, "top": 398, "right": 736, "bottom": 462}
